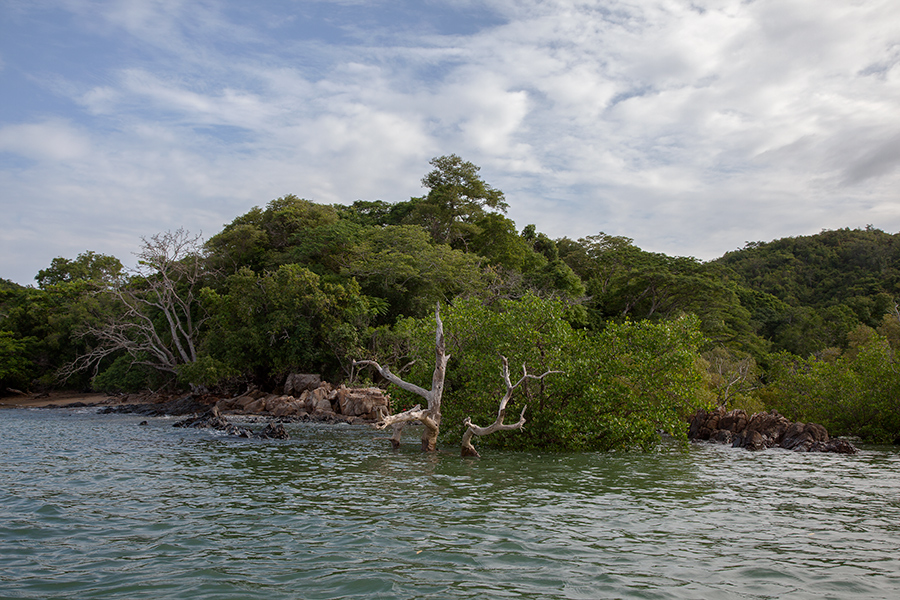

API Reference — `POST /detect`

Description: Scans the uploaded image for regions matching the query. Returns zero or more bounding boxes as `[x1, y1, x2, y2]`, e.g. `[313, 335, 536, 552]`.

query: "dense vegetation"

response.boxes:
[3, 155, 899, 447]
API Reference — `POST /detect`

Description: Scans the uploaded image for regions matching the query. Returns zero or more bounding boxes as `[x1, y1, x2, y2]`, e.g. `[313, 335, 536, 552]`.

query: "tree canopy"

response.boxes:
[4, 156, 899, 447]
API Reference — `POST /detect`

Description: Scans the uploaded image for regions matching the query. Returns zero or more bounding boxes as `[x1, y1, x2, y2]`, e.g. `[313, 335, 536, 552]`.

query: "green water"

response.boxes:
[1, 408, 898, 599]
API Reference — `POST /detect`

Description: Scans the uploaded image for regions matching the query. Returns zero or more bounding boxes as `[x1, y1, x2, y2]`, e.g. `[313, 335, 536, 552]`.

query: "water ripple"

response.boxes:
[2, 409, 900, 599]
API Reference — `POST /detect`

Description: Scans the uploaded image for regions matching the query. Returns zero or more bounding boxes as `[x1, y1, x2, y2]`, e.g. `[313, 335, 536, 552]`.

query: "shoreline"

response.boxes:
[0, 391, 124, 409]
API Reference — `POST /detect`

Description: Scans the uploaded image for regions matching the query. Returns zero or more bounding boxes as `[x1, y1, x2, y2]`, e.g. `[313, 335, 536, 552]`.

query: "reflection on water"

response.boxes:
[1, 408, 899, 599]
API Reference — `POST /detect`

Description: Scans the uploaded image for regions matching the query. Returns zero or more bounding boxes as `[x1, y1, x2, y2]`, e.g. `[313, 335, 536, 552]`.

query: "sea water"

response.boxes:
[1, 407, 899, 599]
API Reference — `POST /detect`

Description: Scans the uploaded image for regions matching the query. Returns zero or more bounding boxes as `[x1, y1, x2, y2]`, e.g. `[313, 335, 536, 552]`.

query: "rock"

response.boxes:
[284, 373, 322, 397]
[334, 385, 390, 419]
[711, 429, 733, 444]
[98, 395, 209, 417]
[270, 397, 305, 417]
[258, 423, 289, 439]
[781, 422, 829, 451]
[719, 409, 749, 434]
[736, 429, 767, 451]
[688, 407, 857, 454]
[172, 410, 288, 439]
[214, 394, 259, 413]
[304, 386, 334, 414]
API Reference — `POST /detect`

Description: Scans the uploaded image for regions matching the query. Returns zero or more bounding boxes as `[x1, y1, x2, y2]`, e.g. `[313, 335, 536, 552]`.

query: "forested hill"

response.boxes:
[716, 227, 900, 314]
[4, 156, 900, 446]
[705, 227, 899, 357]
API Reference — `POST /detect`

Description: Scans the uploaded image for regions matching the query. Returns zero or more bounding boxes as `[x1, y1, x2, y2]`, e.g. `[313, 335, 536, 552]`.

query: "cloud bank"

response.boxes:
[1, 0, 898, 284]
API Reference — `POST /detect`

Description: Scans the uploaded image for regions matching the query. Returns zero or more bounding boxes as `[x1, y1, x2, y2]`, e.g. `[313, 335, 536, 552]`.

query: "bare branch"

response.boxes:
[461, 356, 562, 457]
[353, 303, 449, 451]
[58, 229, 209, 384]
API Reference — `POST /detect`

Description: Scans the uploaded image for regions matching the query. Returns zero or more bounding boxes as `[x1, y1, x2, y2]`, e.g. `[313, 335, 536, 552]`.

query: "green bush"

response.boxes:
[375, 295, 712, 451]
[92, 355, 162, 393]
[766, 336, 900, 443]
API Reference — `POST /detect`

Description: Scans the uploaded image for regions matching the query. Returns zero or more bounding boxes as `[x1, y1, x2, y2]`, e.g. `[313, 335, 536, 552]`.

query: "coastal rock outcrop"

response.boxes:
[689, 407, 857, 453]
[213, 383, 389, 422]
[98, 394, 209, 417]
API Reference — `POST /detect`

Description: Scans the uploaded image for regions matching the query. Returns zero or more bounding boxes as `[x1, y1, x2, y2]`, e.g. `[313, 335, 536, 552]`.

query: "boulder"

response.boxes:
[243, 397, 268, 414]
[781, 422, 829, 450]
[172, 410, 289, 440]
[172, 411, 254, 437]
[688, 407, 856, 453]
[214, 394, 259, 413]
[284, 373, 322, 397]
[258, 423, 289, 439]
[304, 385, 335, 414]
[333, 385, 390, 419]
[270, 397, 305, 417]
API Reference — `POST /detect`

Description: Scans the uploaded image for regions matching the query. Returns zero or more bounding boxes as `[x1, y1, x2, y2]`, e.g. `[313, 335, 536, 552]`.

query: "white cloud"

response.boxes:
[2, 0, 900, 284]
[0, 120, 92, 161]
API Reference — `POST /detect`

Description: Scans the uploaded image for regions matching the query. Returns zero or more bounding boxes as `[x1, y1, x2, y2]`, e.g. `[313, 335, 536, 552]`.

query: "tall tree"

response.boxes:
[61, 229, 210, 384]
[405, 154, 508, 248]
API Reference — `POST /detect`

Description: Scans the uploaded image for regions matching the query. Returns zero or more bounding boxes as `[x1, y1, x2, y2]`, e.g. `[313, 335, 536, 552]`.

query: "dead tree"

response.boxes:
[461, 357, 560, 457]
[353, 304, 560, 455]
[59, 229, 210, 383]
[353, 304, 449, 452]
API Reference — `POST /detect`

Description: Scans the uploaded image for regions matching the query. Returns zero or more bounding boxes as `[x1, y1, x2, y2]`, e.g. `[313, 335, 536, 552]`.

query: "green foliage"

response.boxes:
[176, 355, 240, 389]
[203, 264, 374, 383]
[8, 161, 900, 448]
[35, 251, 123, 289]
[572, 317, 713, 449]
[0, 330, 37, 389]
[558, 233, 758, 350]
[1, 276, 122, 390]
[341, 225, 487, 321]
[404, 154, 508, 248]
[717, 227, 900, 355]
[205, 195, 341, 273]
[91, 354, 163, 393]
[765, 335, 900, 443]
[701, 347, 760, 409]
[376, 296, 711, 451]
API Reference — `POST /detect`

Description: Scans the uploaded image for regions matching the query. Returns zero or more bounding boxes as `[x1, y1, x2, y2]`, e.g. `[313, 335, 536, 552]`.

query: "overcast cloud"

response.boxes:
[1, 0, 898, 285]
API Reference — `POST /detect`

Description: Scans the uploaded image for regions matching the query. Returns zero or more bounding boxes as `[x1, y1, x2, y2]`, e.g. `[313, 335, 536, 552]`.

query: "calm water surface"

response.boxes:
[1, 407, 898, 599]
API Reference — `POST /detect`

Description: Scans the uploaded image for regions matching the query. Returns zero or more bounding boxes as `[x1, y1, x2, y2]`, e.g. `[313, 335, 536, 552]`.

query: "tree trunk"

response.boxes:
[353, 304, 448, 451]
[354, 306, 558, 455]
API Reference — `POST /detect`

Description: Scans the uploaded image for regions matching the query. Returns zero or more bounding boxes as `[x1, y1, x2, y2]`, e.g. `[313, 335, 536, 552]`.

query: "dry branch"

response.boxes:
[353, 304, 449, 451]
[461, 357, 562, 457]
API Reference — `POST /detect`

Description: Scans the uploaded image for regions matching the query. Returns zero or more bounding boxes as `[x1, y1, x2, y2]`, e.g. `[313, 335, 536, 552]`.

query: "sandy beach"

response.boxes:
[0, 391, 117, 409]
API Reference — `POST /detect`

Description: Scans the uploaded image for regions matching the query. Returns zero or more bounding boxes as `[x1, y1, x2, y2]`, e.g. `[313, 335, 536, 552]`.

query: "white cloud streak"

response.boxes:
[1, 0, 899, 284]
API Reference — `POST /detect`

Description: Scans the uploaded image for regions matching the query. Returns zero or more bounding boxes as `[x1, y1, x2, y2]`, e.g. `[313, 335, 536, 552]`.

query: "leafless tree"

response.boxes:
[461, 357, 560, 457]
[59, 229, 210, 383]
[353, 304, 559, 455]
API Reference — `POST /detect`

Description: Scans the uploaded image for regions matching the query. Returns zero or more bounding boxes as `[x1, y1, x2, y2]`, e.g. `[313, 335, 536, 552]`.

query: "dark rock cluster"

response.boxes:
[173, 410, 290, 439]
[689, 407, 857, 453]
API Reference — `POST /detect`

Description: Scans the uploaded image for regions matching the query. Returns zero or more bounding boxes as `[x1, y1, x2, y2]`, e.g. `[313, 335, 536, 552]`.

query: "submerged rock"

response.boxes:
[172, 409, 284, 439]
[689, 407, 857, 454]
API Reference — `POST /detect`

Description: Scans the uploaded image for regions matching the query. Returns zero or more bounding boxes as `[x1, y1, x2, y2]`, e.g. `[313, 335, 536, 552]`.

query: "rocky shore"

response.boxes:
[689, 406, 857, 453]
[20, 376, 391, 440]
[97, 380, 389, 423]
[10, 383, 860, 453]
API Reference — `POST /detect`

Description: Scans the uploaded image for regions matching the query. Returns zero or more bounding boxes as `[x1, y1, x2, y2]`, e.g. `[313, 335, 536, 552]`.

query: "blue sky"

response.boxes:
[2, 0, 899, 285]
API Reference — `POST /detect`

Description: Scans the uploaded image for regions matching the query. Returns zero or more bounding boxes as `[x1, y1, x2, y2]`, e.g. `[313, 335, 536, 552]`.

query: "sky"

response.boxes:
[1, 0, 899, 286]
